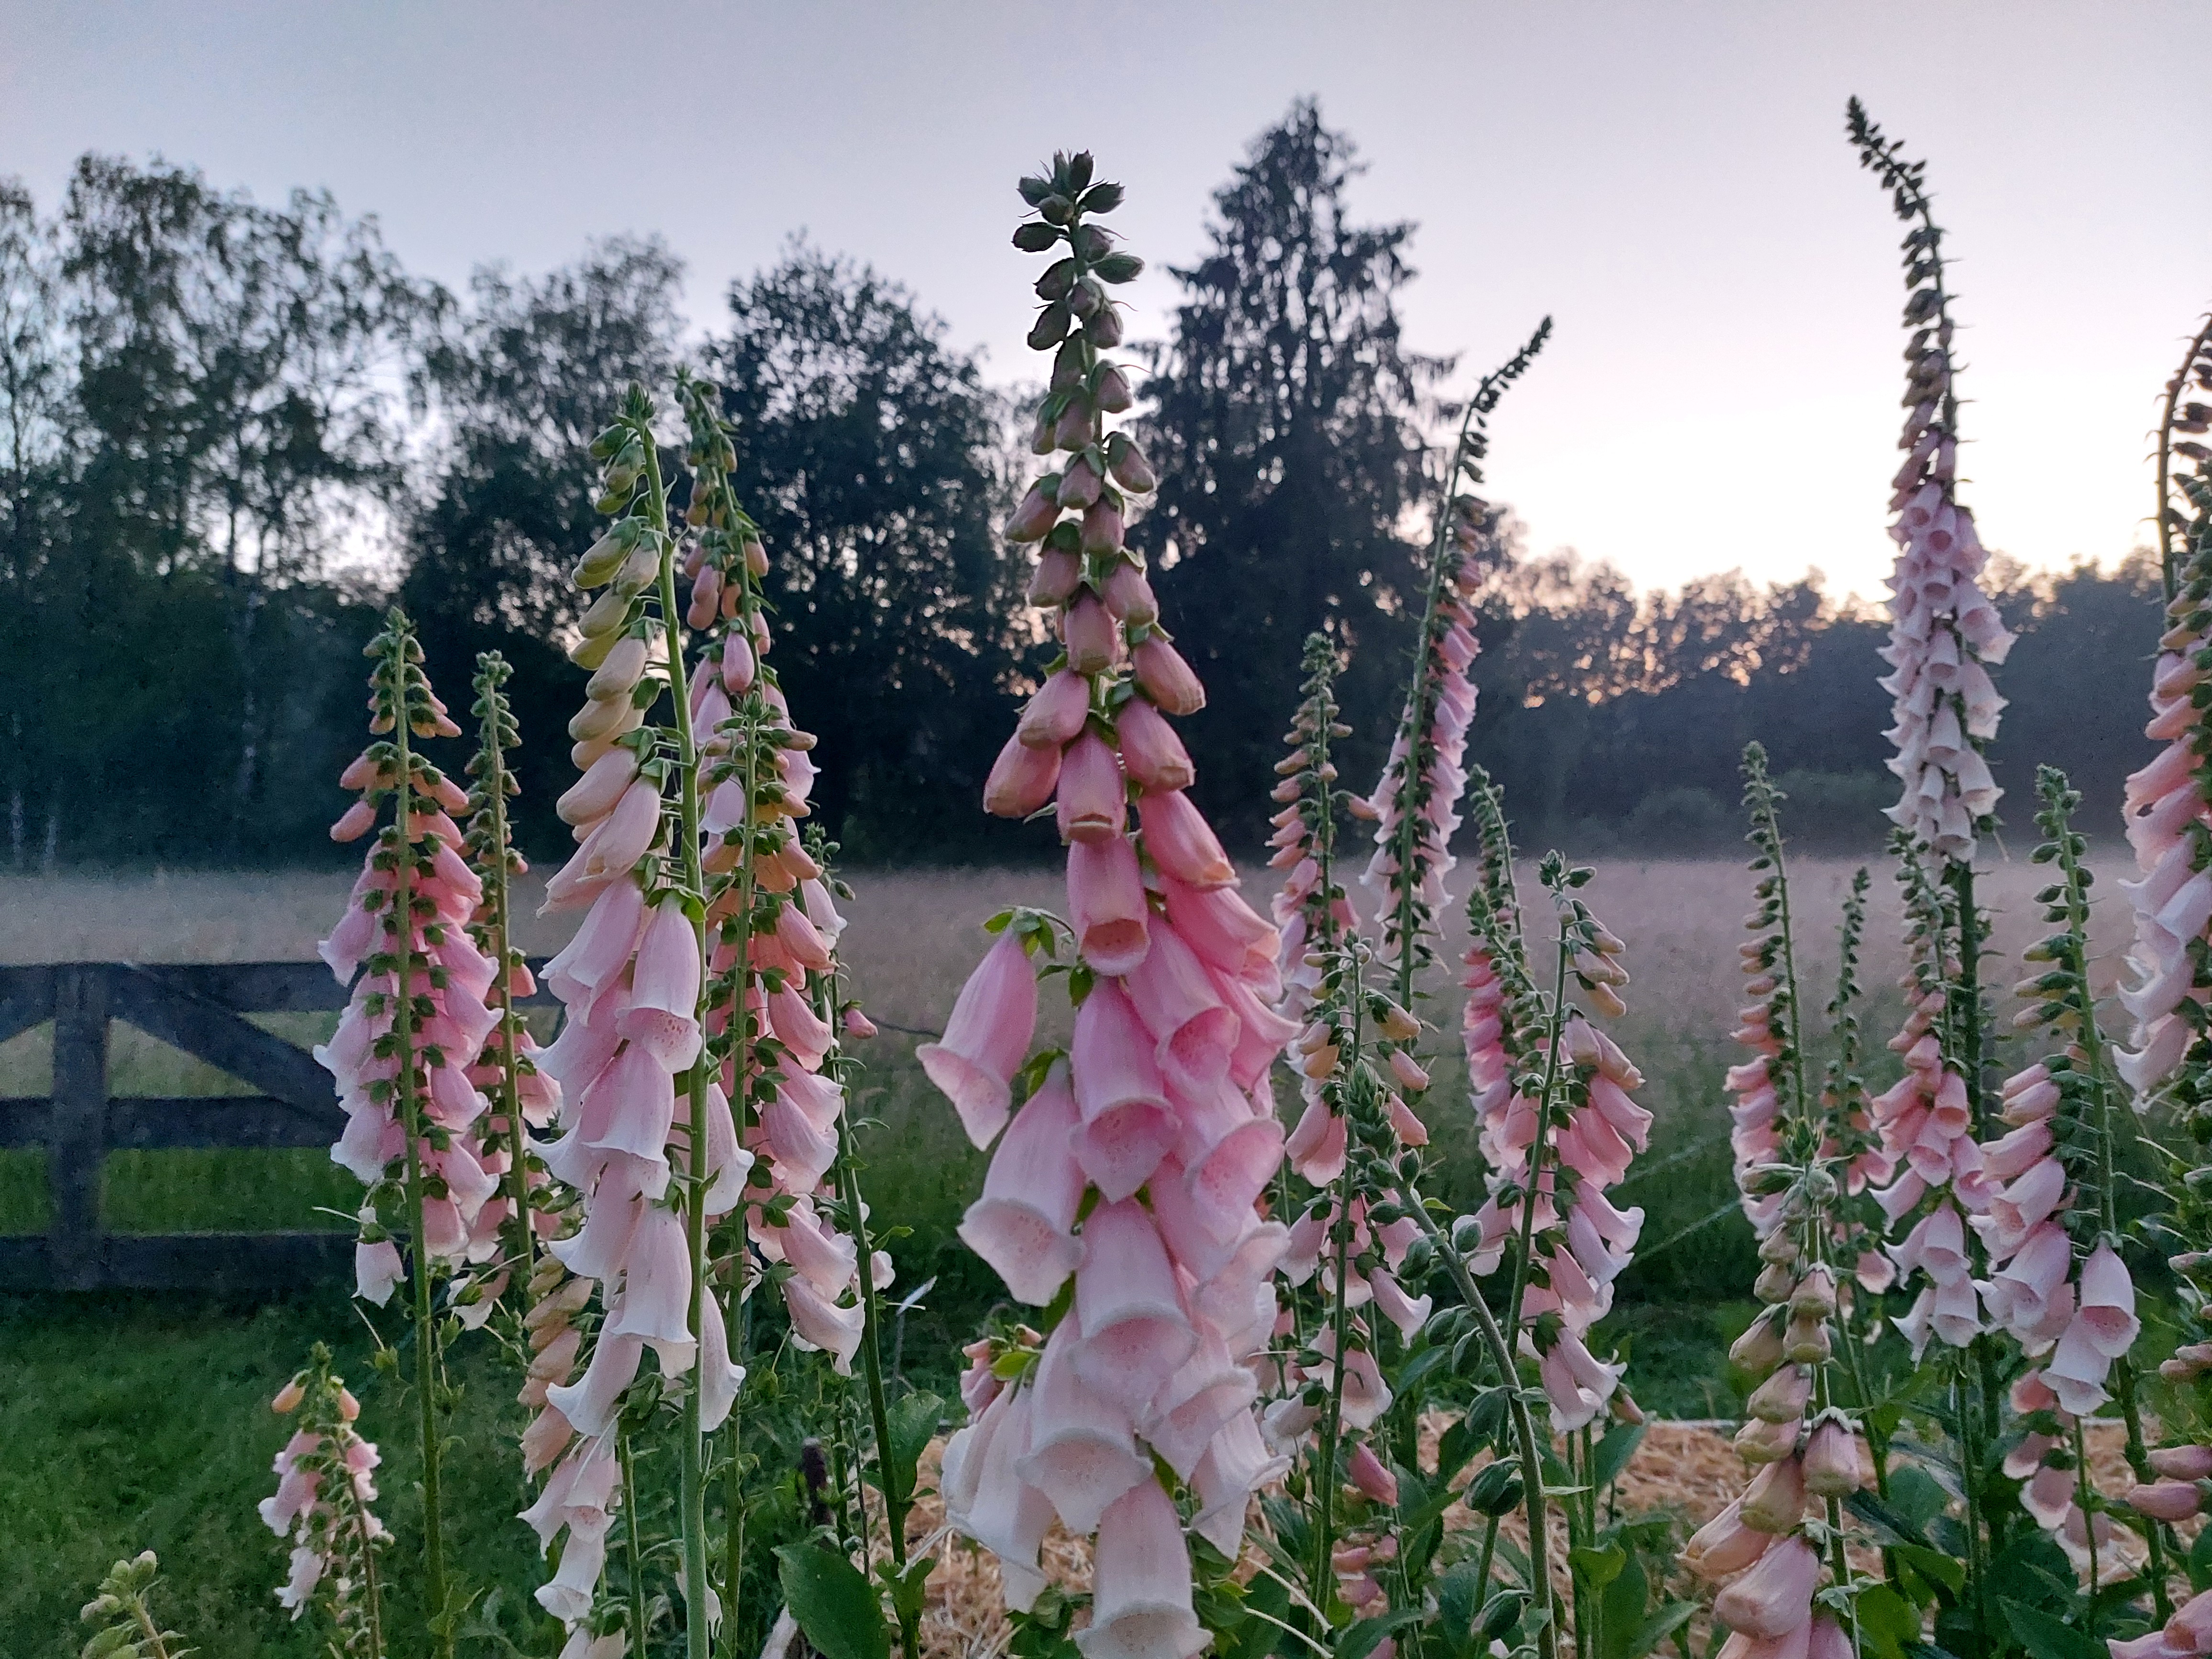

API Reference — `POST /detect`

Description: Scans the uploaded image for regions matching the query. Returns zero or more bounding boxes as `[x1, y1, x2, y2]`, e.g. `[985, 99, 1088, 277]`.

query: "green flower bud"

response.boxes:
[1028, 303, 1072, 351]
[1035, 258, 1078, 303]
[1039, 194, 1075, 226]
[1012, 221, 1060, 254]
[1081, 181, 1125, 215]
[1017, 175, 1055, 208]
[1094, 252, 1145, 285]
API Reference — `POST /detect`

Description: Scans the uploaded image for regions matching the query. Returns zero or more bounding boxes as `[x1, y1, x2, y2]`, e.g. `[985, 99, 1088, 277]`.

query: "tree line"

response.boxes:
[0, 102, 2159, 871]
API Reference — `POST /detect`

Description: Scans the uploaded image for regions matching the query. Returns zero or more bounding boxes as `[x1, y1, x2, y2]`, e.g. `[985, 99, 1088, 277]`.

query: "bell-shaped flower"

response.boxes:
[1077, 1477, 1209, 1659]
[1017, 1322, 1150, 1533]
[958, 1065, 1087, 1305]
[919, 929, 1040, 1148]
[1072, 1200, 1197, 1415]
[1714, 1534, 1820, 1639]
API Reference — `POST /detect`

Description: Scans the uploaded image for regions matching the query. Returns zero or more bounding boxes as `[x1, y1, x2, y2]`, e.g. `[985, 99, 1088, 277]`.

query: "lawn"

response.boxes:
[0, 856, 2133, 1651]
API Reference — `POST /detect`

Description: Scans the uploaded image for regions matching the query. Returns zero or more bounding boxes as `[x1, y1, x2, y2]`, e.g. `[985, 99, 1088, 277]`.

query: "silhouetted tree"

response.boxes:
[711, 243, 1025, 858]
[400, 237, 686, 853]
[1131, 99, 1450, 844]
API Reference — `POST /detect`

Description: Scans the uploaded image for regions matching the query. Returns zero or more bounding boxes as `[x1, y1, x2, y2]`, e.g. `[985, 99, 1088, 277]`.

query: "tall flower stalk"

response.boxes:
[1847, 98, 2014, 869]
[2119, 323, 2212, 1102]
[1986, 770, 2163, 1606]
[927, 150, 1299, 1658]
[457, 650, 558, 1316]
[259, 1344, 389, 1654]
[528, 387, 745, 1656]
[1360, 318, 1549, 1018]
[317, 608, 496, 1653]
[1689, 752, 1872, 1659]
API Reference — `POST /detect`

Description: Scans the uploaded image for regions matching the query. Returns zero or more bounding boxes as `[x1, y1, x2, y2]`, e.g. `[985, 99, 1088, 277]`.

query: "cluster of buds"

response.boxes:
[259, 1345, 388, 1644]
[1270, 633, 1356, 1023]
[1865, 837, 1984, 1359]
[1462, 859, 1648, 1432]
[318, 611, 500, 1306]
[924, 155, 1300, 1658]
[2119, 348, 2212, 1099]
[1730, 753, 1890, 1290]
[1686, 1229, 1867, 1659]
[676, 372, 881, 1373]
[1848, 100, 2013, 862]
[452, 650, 561, 1320]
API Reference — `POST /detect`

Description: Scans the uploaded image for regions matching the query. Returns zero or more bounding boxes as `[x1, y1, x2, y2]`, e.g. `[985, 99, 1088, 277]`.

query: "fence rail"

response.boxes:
[0, 961, 550, 1293]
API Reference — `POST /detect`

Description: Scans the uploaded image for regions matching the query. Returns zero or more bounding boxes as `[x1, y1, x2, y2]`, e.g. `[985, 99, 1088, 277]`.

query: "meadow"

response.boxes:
[0, 850, 2141, 1653]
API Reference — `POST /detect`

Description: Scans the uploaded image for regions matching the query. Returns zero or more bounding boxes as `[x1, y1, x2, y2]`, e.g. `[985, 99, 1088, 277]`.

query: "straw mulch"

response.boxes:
[895, 1417, 2146, 1659]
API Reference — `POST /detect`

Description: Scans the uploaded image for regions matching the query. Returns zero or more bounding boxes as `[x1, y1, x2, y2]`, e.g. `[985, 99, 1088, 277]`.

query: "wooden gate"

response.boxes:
[0, 962, 549, 1293]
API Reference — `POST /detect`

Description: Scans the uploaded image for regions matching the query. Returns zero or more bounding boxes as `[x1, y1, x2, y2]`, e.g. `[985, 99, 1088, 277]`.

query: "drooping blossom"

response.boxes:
[258, 1346, 388, 1639]
[1850, 101, 2013, 863]
[930, 155, 1295, 1638]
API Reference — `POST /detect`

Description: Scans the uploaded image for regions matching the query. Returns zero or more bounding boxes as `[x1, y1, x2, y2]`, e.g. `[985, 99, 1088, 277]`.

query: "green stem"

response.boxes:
[1398, 1184, 1559, 1659]
[1504, 922, 1573, 1343]
[831, 1014, 921, 1659]
[479, 688, 535, 1293]
[643, 431, 715, 1659]
[621, 1428, 651, 1649]
[387, 641, 452, 1657]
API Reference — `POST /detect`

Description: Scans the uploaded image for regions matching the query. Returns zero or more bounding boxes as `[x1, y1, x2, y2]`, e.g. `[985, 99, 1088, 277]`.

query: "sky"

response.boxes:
[4, 0, 2207, 600]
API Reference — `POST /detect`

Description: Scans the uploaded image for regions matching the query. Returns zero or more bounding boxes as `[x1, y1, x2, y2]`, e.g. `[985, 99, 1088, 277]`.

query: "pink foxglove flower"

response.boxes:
[258, 1349, 389, 1635]
[927, 160, 1295, 1628]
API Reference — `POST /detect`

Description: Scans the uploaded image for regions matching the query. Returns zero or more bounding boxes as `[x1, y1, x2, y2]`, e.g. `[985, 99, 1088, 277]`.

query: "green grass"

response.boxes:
[0, 993, 1757, 1653]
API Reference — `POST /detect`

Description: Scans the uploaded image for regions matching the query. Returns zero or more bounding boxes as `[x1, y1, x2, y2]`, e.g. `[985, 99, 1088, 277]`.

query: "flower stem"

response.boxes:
[641, 426, 715, 1659]
[384, 626, 452, 1656]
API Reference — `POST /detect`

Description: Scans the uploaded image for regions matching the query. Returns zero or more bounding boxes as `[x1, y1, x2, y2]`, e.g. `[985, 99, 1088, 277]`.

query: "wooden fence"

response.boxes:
[0, 961, 550, 1293]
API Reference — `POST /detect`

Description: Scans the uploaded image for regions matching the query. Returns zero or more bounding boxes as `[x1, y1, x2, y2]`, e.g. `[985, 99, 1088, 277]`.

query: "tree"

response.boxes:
[61, 155, 421, 855]
[1130, 98, 1451, 845]
[400, 236, 687, 851]
[711, 243, 1024, 856]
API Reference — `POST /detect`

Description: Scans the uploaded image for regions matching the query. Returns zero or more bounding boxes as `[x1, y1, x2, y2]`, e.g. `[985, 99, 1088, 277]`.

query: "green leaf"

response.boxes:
[778, 1545, 890, 1659]
[2001, 1598, 2107, 1659]
[1847, 1486, 1935, 1550]
[1894, 1544, 1966, 1597]
[1888, 1467, 1949, 1537]
[1338, 1609, 1424, 1659]
[880, 1554, 935, 1631]
[1591, 1422, 1646, 1495]
[1855, 1583, 1921, 1659]
[2192, 1525, 2212, 1594]
[1597, 1549, 1649, 1659]
[883, 1393, 942, 1509]
[1437, 1560, 1484, 1653]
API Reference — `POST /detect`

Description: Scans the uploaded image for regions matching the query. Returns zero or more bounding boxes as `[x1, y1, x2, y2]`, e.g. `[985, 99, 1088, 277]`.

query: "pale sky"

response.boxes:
[3, 0, 2206, 600]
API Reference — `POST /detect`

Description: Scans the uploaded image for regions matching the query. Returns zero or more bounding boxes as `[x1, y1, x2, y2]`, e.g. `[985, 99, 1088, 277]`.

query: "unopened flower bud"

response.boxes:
[1106, 432, 1157, 493]
[1063, 595, 1117, 675]
[1101, 560, 1159, 627]
[1007, 477, 1063, 542]
[1028, 550, 1083, 608]
[1132, 637, 1206, 716]
[272, 1377, 306, 1414]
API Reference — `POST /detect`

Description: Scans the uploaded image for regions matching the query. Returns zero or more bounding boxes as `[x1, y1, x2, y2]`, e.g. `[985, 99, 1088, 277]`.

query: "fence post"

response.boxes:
[48, 964, 109, 1290]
